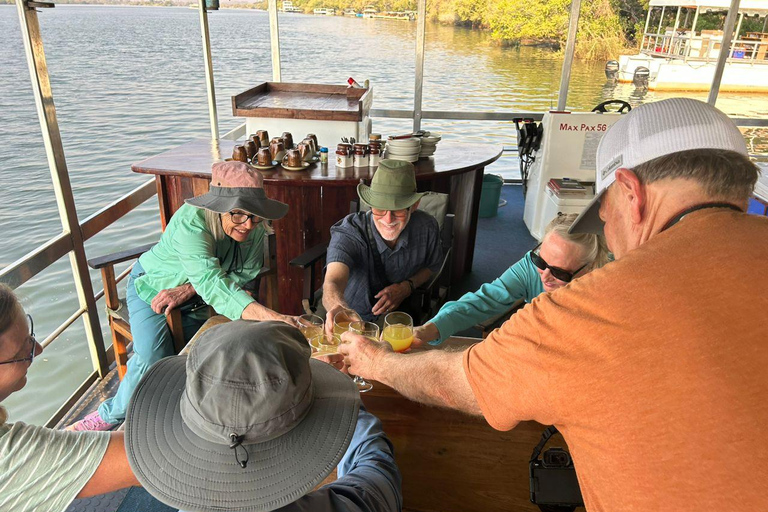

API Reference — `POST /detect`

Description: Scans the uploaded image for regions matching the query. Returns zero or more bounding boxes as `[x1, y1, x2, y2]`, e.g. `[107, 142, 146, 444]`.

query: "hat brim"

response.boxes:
[357, 183, 424, 211]
[186, 187, 289, 221]
[125, 355, 360, 512]
[568, 189, 605, 236]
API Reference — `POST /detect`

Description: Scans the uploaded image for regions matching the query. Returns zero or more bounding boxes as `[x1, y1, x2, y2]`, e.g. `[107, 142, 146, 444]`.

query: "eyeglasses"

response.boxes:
[228, 212, 261, 225]
[370, 208, 409, 219]
[530, 245, 588, 283]
[0, 315, 37, 366]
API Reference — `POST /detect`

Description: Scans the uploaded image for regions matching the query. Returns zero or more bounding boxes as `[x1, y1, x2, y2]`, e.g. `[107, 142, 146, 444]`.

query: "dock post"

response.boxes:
[15, 0, 109, 378]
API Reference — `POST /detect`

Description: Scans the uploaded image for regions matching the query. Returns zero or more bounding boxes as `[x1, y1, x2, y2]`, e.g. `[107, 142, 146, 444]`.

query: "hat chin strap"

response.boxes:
[229, 433, 249, 469]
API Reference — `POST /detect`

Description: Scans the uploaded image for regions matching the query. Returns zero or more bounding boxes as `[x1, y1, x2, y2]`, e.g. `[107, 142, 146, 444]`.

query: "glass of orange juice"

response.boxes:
[383, 312, 413, 353]
[297, 314, 324, 341]
[333, 309, 362, 338]
[347, 320, 379, 392]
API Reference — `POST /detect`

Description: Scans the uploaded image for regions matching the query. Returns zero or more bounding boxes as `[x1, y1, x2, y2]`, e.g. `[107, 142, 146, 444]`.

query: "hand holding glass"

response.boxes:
[348, 320, 379, 392]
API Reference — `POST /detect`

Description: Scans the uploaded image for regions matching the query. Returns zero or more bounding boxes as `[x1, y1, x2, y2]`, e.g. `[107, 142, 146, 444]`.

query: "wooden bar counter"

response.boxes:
[132, 139, 502, 314]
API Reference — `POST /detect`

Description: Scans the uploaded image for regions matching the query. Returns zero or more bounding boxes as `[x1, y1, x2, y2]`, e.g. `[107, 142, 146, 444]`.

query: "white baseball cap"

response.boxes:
[569, 98, 748, 235]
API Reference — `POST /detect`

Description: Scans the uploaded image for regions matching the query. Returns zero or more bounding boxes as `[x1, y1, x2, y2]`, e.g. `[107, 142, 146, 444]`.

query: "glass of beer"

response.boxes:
[347, 320, 379, 392]
[383, 312, 414, 353]
[297, 314, 324, 341]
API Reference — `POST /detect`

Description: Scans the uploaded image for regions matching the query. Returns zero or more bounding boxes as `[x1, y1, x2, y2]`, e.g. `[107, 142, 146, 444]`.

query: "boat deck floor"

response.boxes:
[64, 184, 532, 512]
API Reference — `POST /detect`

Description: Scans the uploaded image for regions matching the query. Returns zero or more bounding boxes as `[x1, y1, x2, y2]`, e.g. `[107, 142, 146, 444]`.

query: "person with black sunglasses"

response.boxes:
[68, 162, 296, 432]
[413, 213, 609, 346]
[0, 284, 140, 512]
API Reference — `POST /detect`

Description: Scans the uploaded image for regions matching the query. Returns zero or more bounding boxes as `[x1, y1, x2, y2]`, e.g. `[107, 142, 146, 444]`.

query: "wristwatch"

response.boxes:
[405, 279, 415, 293]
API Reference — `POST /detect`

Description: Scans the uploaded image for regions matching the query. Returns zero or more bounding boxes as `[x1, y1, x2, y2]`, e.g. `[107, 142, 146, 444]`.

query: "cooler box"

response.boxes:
[534, 188, 593, 239]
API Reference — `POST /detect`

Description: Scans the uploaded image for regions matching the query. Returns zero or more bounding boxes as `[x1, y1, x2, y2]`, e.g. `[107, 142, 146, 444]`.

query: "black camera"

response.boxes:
[529, 427, 583, 512]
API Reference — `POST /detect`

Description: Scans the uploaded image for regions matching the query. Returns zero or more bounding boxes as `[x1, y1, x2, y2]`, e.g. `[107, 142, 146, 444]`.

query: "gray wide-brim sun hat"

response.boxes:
[570, 97, 748, 235]
[358, 159, 425, 210]
[186, 161, 289, 221]
[124, 320, 360, 512]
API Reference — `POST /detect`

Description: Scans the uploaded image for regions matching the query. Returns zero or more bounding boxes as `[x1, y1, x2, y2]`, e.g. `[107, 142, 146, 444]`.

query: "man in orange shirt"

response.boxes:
[340, 98, 768, 510]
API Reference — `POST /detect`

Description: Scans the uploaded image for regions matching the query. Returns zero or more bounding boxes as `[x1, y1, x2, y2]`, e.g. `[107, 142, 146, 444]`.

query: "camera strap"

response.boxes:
[530, 426, 560, 463]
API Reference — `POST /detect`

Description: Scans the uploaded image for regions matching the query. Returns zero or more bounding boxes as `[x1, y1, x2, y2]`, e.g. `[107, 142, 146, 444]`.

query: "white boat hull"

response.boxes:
[618, 54, 768, 92]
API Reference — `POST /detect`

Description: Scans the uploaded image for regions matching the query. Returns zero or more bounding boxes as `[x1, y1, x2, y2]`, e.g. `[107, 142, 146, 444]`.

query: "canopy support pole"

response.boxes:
[413, 0, 426, 131]
[15, 0, 108, 378]
[657, 6, 665, 34]
[199, 2, 219, 140]
[556, 0, 581, 112]
[269, 0, 281, 81]
[708, 0, 741, 105]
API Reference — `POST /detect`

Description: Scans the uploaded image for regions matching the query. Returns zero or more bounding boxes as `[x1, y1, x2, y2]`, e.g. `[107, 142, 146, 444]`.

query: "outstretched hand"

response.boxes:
[372, 282, 410, 316]
[150, 284, 196, 314]
[313, 352, 346, 373]
[412, 323, 440, 348]
[338, 331, 394, 381]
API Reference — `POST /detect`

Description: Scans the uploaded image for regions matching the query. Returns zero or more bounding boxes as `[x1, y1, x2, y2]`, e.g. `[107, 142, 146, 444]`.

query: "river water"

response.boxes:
[1, 5, 766, 425]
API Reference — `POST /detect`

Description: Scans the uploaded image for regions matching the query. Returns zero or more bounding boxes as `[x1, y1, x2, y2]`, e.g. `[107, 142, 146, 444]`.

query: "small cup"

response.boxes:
[297, 142, 313, 162]
[282, 149, 304, 168]
[306, 133, 319, 150]
[244, 140, 258, 160]
[281, 132, 294, 149]
[232, 145, 248, 162]
[302, 137, 317, 155]
[269, 139, 285, 161]
[248, 135, 262, 149]
[256, 147, 273, 167]
[256, 130, 269, 147]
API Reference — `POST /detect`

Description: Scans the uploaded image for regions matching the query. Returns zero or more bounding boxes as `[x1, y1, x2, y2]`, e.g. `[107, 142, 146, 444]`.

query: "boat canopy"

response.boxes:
[649, 0, 768, 15]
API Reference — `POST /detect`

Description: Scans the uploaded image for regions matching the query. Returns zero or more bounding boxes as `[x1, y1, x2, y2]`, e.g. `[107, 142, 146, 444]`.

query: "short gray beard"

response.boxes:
[375, 209, 411, 242]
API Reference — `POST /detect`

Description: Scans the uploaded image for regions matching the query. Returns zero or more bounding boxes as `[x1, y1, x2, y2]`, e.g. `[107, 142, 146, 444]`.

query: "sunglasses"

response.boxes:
[530, 245, 588, 283]
[0, 314, 36, 366]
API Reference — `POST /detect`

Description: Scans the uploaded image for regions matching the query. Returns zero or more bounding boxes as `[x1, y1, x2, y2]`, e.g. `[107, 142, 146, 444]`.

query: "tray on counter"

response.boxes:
[231, 82, 372, 122]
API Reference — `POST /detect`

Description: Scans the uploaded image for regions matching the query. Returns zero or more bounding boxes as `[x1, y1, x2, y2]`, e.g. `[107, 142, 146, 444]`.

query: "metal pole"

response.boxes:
[671, 7, 681, 53]
[269, 0, 282, 81]
[15, 0, 108, 377]
[556, 0, 581, 111]
[734, 12, 744, 40]
[708, 0, 741, 105]
[687, 6, 700, 60]
[657, 6, 665, 34]
[413, 0, 426, 132]
[199, 2, 219, 140]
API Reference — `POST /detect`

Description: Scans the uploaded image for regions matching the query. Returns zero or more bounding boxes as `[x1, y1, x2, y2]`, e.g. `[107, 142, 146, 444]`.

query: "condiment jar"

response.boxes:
[353, 145, 369, 168]
[336, 147, 352, 168]
[369, 146, 380, 169]
[320, 147, 329, 164]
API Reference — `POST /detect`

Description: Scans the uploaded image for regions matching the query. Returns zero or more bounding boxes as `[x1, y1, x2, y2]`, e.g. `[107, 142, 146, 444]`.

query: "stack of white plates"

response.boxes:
[419, 133, 441, 157]
[385, 137, 421, 163]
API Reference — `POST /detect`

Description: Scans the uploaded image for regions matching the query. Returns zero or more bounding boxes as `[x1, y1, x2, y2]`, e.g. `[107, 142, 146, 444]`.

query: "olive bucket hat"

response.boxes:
[357, 159, 425, 210]
[124, 320, 360, 512]
[186, 161, 289, 221]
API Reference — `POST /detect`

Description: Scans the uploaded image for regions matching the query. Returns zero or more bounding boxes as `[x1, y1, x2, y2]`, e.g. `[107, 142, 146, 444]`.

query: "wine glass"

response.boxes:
[383, 312, 414, 353]
[348, 320, 379, 392]
[296, 314, 324, 342]
[308, 333, 341, 358]
[333, 308, 362, 339]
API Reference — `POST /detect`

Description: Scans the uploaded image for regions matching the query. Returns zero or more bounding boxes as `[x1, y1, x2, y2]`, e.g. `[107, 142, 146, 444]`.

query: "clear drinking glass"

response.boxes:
[308, 333, 340, 357]
[297, 314, 324, 341]
[383, 312, 414, 353]
[348, 320, 379, 392]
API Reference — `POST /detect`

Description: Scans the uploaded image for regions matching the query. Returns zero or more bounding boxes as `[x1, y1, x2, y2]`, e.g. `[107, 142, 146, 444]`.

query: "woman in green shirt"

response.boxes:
[69, 162, 295, 431]
[414, 213, 610, 346]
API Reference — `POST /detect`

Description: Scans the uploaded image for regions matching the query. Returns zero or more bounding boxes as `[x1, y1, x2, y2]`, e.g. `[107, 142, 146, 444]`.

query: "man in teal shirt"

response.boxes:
[68, 162, 295, 431]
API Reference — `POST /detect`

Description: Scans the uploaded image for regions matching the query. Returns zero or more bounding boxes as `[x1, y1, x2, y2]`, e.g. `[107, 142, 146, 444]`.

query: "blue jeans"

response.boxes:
[98, 262, 208, 424]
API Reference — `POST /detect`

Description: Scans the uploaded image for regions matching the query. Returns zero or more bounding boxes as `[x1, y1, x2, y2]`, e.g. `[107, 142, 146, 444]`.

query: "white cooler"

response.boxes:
[533, 188, 593, 240]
